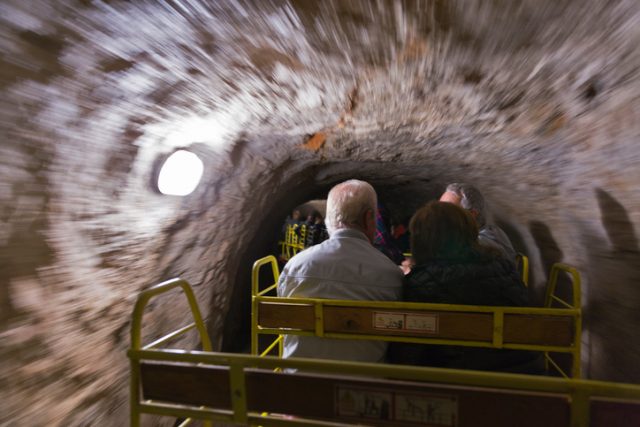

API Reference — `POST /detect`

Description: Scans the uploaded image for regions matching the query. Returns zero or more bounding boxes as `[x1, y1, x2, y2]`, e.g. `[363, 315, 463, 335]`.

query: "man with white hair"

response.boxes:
[440, 183, 516, 261]
[277, 179, 403, 363]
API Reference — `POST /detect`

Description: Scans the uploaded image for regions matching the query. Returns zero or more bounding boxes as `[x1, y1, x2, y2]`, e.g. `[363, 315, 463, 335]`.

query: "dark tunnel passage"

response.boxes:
[2, 0, 640, 425]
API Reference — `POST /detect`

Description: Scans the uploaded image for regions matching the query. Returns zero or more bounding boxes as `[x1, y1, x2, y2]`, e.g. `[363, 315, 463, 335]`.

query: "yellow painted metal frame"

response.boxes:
[279, 223, 308, 261]
[131, 350, 640, 427]
[251, 255, 582, 378]
[129, 278, 213, 427]
[516, 252, 530, 286]
[129, 279, 640, 427]
[543, 262, 582, 378]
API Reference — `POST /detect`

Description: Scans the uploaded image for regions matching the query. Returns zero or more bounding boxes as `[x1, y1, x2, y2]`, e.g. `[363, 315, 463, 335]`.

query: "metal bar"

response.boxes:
[138, 402, 232, 421]
[545, 265, 559, 308]
[251, 294, 259, 355]
[493, 309, 504, 348]
[143, 323, 197, 350]
[252, 255, 281, 354]
[129, 277, 214, 427]
[570, 389, 590, 427]
[228, 362, 248, 424]
[545, 354, 569, 379]
[314, 301, 324, 337]
[130, 359, 141, 427]
[131, 348, 640, 399]
[256, 295, 579, 315]
[550, 295, 574, 309]
[257, 283, 278, 297]
[139, 402, 353, 427]
[252, 256, 278, 298]
[260, 335, 284, 357]
[519, 253, 530, 287]
[254, 328, 576, 352]
[574, 311, 582, 378]
[181, 281, 212, 352]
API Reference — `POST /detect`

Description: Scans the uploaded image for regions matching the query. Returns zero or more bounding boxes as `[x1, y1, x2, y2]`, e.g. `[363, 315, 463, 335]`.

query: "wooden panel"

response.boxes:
[323, 306, 494, 341]
[245, 369, 569, 427]
[590, 398, 640, 427]
[503, 314, 574, 346]
[258, 301, 576, 347]
[140, 362, 231, 408]
[140, 361, 571, 427]
[258, 302, 315, 329]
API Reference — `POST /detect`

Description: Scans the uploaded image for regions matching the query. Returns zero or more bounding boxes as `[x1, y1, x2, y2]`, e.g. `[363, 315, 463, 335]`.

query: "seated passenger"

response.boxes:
[440, 183, 516, 262]
[277, 179, 403, 363]
[389, 201, 542, 374]
[374, 201, 405, 265]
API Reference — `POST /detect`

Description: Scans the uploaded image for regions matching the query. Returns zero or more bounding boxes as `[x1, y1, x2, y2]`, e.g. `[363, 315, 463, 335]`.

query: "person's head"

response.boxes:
[292, 209, 301, 221]
[409, 201, 479, 265]
[440, 183, 487, 227]
[325, 179, 377, 242]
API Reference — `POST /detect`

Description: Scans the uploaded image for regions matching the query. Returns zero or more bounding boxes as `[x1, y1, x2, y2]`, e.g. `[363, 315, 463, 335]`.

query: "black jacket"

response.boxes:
[404, 257, 528, 306]
[389, 256, 543, 373]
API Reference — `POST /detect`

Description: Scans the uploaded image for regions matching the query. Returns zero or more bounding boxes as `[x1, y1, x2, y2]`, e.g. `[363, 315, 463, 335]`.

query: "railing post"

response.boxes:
[315, 301, 325, 337]
[492, 309, 504, 348]
[229, 362, 248, 424]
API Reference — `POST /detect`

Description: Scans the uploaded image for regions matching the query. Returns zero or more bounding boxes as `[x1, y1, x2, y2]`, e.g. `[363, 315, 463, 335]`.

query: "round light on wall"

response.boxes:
[157, 150, 204, 196]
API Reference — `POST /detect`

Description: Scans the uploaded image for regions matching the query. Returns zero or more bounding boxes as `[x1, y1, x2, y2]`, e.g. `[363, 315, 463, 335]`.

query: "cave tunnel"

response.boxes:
[2, 0, 640, 425]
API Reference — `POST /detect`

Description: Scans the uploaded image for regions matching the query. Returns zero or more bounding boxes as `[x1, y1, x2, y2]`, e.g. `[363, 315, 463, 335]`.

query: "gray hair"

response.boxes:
[445, 183, 487, 227]
[325, 179, 377, 235]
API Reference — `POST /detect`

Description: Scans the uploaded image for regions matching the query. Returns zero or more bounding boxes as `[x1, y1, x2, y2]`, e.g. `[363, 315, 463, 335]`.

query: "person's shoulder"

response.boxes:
[281, 239, 333, 272]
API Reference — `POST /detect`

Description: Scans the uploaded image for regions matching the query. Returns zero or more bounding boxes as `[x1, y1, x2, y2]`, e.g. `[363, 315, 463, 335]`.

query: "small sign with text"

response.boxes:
[373, 312, 438, 333]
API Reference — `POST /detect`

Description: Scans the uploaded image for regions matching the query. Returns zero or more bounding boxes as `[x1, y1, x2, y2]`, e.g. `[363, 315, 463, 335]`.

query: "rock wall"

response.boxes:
[1, 1, 639, 425]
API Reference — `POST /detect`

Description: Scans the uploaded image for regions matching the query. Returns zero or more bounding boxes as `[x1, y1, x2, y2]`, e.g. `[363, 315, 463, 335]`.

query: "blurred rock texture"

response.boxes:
[1, 0, 640, 425]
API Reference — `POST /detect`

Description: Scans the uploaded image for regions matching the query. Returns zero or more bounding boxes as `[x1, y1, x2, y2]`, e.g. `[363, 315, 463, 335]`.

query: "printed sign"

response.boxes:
[395, 393, 457, 426]
[374, 312, 405, 330]
[405, 314, 438, 333]
[336, 385, 457, 426]
[336, 387, 393, 421]
[373, 312, 439, 333]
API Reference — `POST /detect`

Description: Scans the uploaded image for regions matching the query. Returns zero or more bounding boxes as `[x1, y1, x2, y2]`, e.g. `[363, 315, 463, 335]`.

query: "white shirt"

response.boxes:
[277, 228, 403, 363]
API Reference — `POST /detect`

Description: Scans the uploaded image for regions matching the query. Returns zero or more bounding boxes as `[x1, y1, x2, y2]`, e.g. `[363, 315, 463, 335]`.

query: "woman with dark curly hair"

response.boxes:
[389, 201, 543, 374]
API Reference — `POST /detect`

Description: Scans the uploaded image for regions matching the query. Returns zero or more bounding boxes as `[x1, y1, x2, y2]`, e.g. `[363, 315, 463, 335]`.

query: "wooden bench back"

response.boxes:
[135, 352, 640, 427]
[252, 255, 582, 377]
[258, 300, 575, 347]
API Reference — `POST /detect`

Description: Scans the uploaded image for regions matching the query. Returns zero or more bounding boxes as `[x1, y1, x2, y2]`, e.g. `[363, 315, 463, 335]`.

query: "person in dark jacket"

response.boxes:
[389, 201, 543, 374]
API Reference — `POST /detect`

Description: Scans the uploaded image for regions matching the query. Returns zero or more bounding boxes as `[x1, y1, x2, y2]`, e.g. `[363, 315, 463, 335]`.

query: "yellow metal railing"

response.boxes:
[129, 278, 213, 427]
[251, 255, 581, 378]
[279, 223, 308, 261]
[251, 255, 281, 356]
[516, 252, 530, 287]
[128, 279, 640, 427]
[543, 262, 582, 378]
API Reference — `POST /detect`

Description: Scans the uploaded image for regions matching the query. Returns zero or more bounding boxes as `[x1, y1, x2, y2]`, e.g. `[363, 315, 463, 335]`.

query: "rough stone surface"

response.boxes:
[1, 0, 640, 425]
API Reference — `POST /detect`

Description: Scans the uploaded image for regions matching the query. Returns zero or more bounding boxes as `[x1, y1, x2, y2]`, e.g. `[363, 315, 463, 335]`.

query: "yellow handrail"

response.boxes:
[130, 278, 212, 427]
[516, 252, 530, 287]
[251, 255, 281, 355]
[543, 262, 582, 378]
